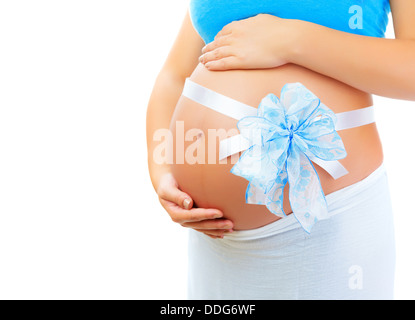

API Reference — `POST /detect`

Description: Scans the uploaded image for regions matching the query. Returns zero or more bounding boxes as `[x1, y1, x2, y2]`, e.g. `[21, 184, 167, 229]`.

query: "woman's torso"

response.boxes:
[168, 1, 389, 230]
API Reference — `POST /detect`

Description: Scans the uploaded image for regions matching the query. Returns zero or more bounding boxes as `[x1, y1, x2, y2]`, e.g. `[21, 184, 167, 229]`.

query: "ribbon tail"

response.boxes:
[287, 146, 329, 233]
[265, 166, 288, 217]
[245, 182, 266, 205]
[308, 155, 349, 180]
[245, 165, 288, 218]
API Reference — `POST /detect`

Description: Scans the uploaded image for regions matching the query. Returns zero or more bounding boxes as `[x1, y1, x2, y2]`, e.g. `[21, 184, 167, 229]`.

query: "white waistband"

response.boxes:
[223, 162, 387, 241]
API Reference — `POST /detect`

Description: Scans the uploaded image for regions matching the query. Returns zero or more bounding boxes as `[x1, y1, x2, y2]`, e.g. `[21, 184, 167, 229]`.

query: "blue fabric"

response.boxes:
[189, 0, 390, 44]
[230, 83, 347, 233]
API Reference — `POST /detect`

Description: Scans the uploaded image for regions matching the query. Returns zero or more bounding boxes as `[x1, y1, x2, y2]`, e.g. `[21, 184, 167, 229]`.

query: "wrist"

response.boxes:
[149, 161, 172, 193]
[283, 19, 309, 65]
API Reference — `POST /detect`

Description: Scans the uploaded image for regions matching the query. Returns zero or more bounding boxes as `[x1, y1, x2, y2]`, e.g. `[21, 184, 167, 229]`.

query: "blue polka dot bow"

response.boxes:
[230, 83, 347, 233]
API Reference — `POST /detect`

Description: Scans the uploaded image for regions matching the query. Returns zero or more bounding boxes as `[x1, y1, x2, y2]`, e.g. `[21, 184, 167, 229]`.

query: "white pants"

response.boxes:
[187, 163, 396, 300]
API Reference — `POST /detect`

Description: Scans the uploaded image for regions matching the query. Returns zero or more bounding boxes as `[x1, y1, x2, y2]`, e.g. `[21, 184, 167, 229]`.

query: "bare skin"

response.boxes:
[169, 63, 383, 231]
[146, 1, 415, 238]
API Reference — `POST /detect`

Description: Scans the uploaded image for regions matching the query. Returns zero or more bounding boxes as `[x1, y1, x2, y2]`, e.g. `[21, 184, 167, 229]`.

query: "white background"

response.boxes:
[0, 0, 413, 300]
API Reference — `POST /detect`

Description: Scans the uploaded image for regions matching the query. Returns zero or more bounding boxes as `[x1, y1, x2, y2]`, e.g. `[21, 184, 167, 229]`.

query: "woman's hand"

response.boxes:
[199, 14, 299, 71]
[157, 173, 234, 239]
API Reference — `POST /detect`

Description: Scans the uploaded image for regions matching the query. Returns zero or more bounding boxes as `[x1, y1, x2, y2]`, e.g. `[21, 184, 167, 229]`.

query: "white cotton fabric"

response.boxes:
[187, 163, 396, 300]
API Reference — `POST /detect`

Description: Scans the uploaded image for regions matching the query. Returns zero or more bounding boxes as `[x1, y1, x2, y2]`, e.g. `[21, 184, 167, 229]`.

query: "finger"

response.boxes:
[182, 218, 234, 231]
[158, 184, 193, 210]
[215, 21, 236, 39]
[204, 56, 242, 71]
[200, 46, 234, 64]
[160, 198, 223, 224]
[204, 233, 223, 240]
[202, 35, 232, 54]
[195, 229, 234, 238]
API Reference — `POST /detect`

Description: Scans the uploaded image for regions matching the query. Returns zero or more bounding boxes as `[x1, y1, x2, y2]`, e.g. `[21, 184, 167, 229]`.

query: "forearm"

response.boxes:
[289, 20, 415, 100]
[146, 71, 185, 191]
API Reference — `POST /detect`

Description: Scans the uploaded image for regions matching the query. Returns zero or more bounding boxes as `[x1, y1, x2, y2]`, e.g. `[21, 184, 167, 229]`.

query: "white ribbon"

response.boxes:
[182, 78, 375, 180]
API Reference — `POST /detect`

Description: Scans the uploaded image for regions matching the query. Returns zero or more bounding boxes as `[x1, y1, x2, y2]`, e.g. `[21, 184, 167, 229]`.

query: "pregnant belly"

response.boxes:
[169, 63, 384, 230]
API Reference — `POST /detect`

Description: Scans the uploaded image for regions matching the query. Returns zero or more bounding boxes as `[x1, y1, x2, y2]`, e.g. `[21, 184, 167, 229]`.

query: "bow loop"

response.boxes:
[231, 83, 347, 232]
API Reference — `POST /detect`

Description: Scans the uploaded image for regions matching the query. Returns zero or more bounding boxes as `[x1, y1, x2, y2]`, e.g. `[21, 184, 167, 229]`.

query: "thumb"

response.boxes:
[159, 181, 193, 210]
[175, 190, 193, 210]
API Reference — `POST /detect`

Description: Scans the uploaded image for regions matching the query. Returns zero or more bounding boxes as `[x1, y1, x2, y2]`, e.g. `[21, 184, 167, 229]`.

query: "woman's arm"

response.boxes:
[200, 0, 415, 100]
[146, 10, 204, 191]
[146, 11, 233, 238]
[289, 0, 415, 100]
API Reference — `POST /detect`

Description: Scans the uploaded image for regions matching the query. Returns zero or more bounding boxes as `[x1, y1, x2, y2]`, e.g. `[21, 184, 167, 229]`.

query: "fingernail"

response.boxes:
[199, 54, 205, 63]
[183, 198, 191, 210]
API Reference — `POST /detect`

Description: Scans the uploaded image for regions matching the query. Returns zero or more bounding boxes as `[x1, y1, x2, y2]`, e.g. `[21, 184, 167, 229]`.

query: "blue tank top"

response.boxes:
[189, 0, 390, 44]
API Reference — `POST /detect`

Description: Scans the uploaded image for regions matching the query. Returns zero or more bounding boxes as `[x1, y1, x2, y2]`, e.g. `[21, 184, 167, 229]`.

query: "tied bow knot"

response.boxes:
[230, 83, 347, 233]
